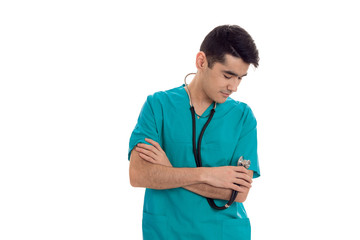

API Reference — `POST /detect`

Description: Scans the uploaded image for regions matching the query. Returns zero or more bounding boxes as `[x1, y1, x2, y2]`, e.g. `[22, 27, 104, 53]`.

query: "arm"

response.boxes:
[131, 139, 252, 195]
[129, 149, 204, 189]
[183, 170, 253, 203]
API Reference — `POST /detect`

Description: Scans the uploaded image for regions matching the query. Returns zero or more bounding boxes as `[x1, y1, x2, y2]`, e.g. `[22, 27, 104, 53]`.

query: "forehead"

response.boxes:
[214, 54, 249, 75]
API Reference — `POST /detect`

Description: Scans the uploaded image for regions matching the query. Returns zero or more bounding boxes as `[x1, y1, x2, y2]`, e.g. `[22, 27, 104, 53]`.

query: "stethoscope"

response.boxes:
[184, 73, 250, 210]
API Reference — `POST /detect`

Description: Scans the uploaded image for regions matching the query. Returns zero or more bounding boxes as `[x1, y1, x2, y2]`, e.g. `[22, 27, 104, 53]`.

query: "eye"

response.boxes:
[223, 75, 231, 79]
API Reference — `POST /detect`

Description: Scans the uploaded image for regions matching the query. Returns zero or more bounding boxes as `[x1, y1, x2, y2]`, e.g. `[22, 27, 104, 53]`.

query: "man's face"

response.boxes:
[202, 54, 250, 103]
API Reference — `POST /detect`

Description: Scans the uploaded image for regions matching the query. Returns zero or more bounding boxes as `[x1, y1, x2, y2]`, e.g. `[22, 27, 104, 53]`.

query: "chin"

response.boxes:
[216, 98, 227, 104]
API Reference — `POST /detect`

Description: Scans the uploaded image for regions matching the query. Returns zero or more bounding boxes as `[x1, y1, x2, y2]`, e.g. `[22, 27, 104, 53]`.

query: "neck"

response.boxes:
[187, 75, 213, 108]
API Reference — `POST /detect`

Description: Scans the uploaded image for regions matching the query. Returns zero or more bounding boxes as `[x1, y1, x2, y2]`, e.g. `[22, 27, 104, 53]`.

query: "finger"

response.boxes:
[235, 173, 252, 184]
[145, 138, 162, 152]
[233, 179, 252, 189]
[137, 143, 159, 155]
[230, 180, 251, 191]
[135, 147, 157, 160]
[138, 152, 156, 164]
[233, 166, 249, 173]
[228, 183, 244, 192]
[231, 167, 252, 182]
[231, 184, 249, 193]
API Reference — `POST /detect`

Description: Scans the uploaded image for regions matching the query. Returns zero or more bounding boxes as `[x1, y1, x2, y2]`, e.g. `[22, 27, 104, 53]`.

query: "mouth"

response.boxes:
[220, 91, 231, 98]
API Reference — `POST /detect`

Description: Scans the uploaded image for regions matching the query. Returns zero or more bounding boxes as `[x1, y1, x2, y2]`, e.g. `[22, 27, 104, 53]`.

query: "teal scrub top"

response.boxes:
[128, 85, 260, 240]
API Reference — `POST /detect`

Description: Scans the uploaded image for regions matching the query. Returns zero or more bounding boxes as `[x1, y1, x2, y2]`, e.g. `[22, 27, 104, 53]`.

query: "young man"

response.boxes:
[128, 25, 260, 239]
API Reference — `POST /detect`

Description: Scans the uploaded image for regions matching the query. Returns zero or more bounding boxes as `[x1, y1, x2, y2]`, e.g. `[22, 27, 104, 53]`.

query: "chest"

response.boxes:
[161, 107, 241, 168]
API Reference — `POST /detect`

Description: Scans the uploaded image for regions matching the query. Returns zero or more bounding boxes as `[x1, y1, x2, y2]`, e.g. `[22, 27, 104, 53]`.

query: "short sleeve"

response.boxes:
[128, 95, 161, 160]
[230, 104, 260, 178]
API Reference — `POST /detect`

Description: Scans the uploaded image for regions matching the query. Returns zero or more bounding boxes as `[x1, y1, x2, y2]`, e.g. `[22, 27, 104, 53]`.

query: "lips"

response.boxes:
[220, 91, 231, 97]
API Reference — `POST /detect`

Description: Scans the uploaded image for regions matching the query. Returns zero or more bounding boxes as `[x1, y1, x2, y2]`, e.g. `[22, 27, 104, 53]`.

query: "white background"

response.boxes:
[1, 0, 359, 239]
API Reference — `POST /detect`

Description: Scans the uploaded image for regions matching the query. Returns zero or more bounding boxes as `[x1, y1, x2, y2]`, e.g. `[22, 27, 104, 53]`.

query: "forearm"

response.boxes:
[183, 183, 249, 203]
[131, 146, 253, 195]
[130, 150, 204, 189]
[184, 170, 253, 203]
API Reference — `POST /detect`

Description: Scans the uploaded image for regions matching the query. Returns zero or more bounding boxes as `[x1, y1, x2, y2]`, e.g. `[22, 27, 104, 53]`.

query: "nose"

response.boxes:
[227, 78, 240, 92]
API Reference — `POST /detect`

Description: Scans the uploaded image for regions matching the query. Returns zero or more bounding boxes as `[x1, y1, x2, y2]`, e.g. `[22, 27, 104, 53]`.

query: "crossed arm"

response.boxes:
[129, 139, 253, 203]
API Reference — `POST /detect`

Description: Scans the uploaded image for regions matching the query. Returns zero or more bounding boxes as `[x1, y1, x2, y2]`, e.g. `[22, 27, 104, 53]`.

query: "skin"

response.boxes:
[129, 52, 254, 202]
[186, 52, 249, 115]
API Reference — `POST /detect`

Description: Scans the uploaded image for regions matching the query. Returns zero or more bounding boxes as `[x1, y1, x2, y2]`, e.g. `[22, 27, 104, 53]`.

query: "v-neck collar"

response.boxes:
[179, 84, 235, 120]
[181, 84, 215, 118]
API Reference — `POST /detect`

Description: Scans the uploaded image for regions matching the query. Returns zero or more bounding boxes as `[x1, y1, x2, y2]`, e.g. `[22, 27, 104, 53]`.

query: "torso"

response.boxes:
[138, 85, 255, 239]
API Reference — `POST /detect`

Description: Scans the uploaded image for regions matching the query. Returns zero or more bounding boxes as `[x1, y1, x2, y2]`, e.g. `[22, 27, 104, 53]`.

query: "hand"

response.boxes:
[202, 166, 252, 193]
[134, 138, 172, 167]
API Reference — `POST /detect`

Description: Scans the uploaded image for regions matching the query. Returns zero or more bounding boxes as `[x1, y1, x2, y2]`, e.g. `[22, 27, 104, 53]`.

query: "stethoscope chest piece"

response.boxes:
[238, 156, 251, 169]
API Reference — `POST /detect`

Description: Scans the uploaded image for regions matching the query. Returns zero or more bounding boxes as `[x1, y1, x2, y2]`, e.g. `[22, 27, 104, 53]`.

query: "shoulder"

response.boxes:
[225, 98, 256, 119]
[223, 99, 258, 139]
[146, 85, 185, 106]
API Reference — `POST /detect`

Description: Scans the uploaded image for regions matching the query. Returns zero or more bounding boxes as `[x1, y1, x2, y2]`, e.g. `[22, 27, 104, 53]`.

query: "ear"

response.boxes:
[195, 51, 208, 71]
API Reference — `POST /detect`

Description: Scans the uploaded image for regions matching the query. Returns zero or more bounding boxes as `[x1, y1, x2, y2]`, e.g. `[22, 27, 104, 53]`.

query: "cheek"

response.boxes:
[204, 78, 218, 94]
[202, 82, 213, 96]
[209, 74, 222, 87]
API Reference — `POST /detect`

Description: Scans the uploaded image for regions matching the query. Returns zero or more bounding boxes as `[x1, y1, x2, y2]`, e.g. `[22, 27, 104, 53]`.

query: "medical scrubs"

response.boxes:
[128, 85, 260, 240]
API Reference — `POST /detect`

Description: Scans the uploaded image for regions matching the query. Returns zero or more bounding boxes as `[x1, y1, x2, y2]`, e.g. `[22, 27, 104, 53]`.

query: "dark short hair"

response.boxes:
[200, 25, 259, 68]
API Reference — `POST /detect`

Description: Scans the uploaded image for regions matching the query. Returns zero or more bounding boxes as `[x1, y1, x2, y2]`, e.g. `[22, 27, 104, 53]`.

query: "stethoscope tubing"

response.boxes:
[185, 73, 238, 210]
[190, 105, 237, 210]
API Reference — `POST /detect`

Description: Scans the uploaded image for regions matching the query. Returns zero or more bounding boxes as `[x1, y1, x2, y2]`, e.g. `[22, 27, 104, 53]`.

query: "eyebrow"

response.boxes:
[222, 70, 248, 79]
